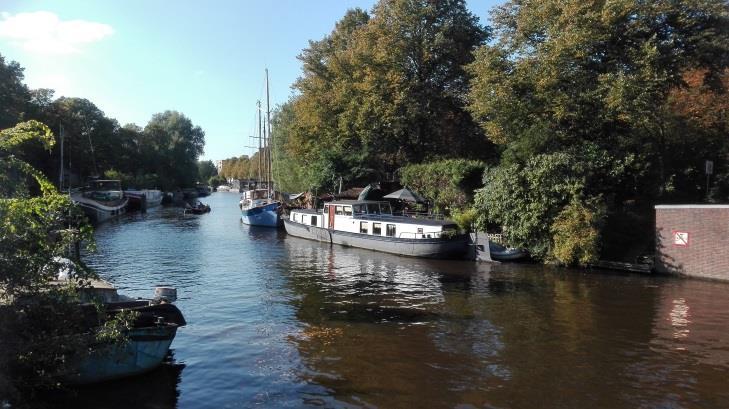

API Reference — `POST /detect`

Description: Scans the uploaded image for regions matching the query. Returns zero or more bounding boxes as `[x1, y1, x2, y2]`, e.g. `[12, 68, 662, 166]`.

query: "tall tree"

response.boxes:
[469, 0, 729, 263]
[143, 111, 205, 189]
[0, 54, 30, 129]
[288, 0, 490, 191]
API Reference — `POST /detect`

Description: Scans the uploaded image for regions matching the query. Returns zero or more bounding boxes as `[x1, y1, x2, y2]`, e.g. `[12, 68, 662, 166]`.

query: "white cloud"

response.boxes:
[0, 11, 113, 55]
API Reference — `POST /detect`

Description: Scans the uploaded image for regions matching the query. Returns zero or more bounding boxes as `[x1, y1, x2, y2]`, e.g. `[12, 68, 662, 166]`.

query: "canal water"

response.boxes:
[58, 193, 729, 408]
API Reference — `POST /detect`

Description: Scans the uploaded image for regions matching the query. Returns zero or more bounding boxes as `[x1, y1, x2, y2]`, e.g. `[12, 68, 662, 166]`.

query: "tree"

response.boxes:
[143, 111, 205, 189]
[0, 121, 133, 399]
[284, 0, 491, 192]
[0, 54, 30, 129]
[468, 0, 729, 261]
[475, 144, 632, 261]
[469, 0, 729, 187]
[400, 159, 485, 214]
[197, 160, 217, 183]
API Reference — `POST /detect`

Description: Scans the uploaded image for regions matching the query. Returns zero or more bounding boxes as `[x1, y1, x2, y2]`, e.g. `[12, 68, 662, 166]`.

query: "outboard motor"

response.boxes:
[154, 286, 178, 303]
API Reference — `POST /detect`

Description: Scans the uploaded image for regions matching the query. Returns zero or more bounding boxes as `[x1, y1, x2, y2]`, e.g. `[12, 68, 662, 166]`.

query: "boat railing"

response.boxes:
[397, 231, 448, 239]
[393, 211, 446, 220]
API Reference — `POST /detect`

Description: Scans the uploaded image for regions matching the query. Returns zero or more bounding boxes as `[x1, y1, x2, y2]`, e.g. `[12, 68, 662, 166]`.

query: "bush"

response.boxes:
[400, 159, 485, 214]
[550, 199, 605, 266]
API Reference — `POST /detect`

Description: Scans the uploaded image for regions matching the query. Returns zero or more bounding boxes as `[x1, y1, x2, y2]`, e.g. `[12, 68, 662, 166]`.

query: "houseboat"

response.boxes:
[71, 179, 128, 223]
[240, 189, 281, 227]
[284, 200, 468, 258]
[124, 189, 163, 211]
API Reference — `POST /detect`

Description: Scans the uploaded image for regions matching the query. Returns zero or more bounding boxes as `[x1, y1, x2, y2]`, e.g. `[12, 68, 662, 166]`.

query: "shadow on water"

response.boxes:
[35, 353, 184, 409]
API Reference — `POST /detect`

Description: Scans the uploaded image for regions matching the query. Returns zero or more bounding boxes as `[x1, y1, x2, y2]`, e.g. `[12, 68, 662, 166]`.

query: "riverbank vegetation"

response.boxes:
[0, 121, 135, 401]
[269, 0, 728, 265]
[0, 54, 210, 191]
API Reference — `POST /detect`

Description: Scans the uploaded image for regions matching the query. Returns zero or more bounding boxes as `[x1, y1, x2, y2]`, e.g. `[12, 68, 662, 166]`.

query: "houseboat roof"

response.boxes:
[326, 200, 388, 205]
[291, 206, 456, 227]
[357, 214, 456, 227]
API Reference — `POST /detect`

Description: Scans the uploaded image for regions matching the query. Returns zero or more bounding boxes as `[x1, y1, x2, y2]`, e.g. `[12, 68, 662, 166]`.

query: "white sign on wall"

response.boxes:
[673, 231, 690, 247]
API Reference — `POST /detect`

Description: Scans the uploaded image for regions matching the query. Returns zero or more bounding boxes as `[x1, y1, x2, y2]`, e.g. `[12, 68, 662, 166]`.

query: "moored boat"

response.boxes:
[63, 280, 186, 384]
[489, 242, 529, 261]
[184, 201, 211, 215]
[124, 189, 163, 211]
[71, 180, 128, 224]
[240, 189, 280, 227]
[284, 200, 467, 258]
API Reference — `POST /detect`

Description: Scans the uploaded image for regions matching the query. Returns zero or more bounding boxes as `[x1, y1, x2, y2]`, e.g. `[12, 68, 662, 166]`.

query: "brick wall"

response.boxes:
[655, 205, 729, 280]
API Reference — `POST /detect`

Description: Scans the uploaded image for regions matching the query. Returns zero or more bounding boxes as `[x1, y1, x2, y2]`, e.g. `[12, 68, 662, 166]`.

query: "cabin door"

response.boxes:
[328, 205, 335, 229]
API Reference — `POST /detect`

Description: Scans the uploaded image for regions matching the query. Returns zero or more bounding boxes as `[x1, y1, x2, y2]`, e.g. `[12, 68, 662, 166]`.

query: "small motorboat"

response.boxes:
[184, 201, 211, 215]
[489, 241, 529, 261]
[48, 263, 186, 385]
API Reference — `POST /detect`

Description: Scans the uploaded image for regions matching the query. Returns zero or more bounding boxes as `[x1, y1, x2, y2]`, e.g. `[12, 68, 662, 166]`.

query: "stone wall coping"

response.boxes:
[655, 204, 729, 209]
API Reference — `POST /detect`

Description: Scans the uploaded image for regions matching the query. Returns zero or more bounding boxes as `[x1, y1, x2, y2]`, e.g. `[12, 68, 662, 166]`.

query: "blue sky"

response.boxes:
[0, 0, 496, 161]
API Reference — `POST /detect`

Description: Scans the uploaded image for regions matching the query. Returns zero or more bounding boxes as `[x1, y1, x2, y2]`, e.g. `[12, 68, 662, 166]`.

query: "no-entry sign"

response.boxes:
[673, 231, 690, 247]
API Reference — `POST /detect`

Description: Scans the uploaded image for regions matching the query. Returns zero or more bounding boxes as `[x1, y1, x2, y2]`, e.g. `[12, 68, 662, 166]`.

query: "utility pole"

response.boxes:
[59, 123, 64, 191]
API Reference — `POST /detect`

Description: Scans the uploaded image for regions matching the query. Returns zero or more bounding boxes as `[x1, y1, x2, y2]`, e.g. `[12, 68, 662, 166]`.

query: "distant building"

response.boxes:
[214, 160, 223, 173]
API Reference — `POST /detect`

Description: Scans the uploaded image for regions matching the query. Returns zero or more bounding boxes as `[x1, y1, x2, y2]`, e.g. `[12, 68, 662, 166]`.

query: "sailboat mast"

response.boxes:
[257, 100, 262, 188]
[266, 68, 272, 196]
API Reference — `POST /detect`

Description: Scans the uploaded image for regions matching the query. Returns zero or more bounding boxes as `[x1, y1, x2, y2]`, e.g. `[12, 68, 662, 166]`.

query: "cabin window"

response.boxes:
[293, 213, 298, 223]
[372, 222, 382, 235]
[353, 204, 364, 214]
[344, 206, 353, 216]
[324, 205, 329, 214]
[380, 202, 392, 214]
[417, 227, 423, 237]
[366, 203, 380, 214]
[310, 216, 317, 226]
[360, 222, 368, 234]
[386, 224, 396, 237]
[336, 205, 344, 215]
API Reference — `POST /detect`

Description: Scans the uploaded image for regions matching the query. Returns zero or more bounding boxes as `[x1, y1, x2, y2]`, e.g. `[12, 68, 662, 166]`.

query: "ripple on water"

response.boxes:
[61, 193, 729, 409]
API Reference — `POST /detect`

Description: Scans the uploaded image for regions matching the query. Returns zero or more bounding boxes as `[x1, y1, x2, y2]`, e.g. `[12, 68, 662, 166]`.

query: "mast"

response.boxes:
[265, 68, 272, 196]
[257, 100, 262, 188]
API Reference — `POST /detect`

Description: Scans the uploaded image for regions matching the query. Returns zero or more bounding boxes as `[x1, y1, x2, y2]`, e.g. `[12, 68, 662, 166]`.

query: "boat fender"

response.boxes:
[154, 286, 177, 303]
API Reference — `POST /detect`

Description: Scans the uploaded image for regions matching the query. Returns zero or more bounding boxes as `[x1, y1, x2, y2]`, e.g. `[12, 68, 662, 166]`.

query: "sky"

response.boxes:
[0, 0, 496, 161]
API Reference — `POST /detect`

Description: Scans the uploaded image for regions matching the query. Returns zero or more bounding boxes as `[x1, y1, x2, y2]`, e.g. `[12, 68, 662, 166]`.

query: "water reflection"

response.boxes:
[43, 193, 729, 408]
[44, 354, 184, 409]
[280, 236, 729, 408]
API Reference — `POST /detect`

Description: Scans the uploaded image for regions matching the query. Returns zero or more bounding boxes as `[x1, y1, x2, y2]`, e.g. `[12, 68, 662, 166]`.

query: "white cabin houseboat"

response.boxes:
[284, 200, 467, 258]
[71, 180, 128, 224]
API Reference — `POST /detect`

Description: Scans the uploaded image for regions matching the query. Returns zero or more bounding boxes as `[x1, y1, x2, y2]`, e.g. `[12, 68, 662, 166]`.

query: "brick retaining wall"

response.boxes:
[655, 205, 729, 281]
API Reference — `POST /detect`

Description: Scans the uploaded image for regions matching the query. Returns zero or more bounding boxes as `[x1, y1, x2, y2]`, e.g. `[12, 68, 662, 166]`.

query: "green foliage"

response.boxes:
[1, 52, 207, 192]
[468, 0, 729, 199]
[475, 145, 626, 259]
[550, 199, 604, 266]
[0, 55, 30, 129]
[0, 121, 135, 398]
[468, 0, 729, 260]
[451, 207, 478, 232]
[400, 159, 485, 214]
[208, 175, 227, 188]
[144, 111, 205, 189]
[275, 0, 492, 193]
[197, 160, 217, 184]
